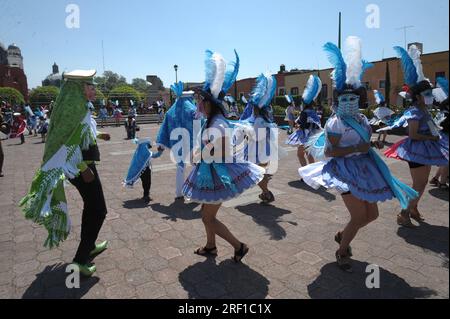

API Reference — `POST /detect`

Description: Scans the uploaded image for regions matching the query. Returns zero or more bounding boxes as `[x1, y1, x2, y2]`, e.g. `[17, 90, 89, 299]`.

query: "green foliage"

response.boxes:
[94, 71, 127, 95]
[0, 87, 25, 105]
[272, 105, 286, 117]
[131, 78, 152, 94]
[273, 95, 302, 108]
[29, 86, 60, 105]
[93, 89, 106, 109]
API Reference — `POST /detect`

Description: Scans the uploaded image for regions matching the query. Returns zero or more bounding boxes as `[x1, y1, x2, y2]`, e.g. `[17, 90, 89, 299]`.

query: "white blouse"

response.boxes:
[325, 115, 372, 157]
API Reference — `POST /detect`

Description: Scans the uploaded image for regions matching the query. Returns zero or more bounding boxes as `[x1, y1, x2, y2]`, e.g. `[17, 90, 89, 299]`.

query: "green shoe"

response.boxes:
[90, 241, 108, 257]
[72, 263, 97, 277]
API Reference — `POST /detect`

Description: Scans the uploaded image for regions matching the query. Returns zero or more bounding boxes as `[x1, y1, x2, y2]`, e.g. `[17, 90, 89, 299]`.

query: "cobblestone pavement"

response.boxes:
[0, 124, 448, 299]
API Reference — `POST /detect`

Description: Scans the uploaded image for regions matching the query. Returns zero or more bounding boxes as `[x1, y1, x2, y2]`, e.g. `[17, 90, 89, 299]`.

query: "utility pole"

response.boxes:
[396, 25, 414, 49]
[338, 12, 342, 49]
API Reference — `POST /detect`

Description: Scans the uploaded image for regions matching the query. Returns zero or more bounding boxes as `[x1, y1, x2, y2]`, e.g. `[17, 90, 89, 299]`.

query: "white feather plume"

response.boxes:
[344, 36, 363, 88]
[314, 77, 322, 100]
[433, 88, 448, 103]
[408, 45, 425, 83]
[210, 53, 226, 99]
[259, 73, 274, 108]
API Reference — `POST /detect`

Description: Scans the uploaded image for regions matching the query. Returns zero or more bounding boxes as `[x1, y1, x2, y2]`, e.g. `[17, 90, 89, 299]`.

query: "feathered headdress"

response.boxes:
[224, 95, 236, 104]
[203, 49, 239, 101]
[171, 81, 184, 99]
[433, 77, 449, 103]
[373, 90, 385, 105]
[302, 75, 322, 105]
[324, 36, 369, 95]
[394, 45, 431, 94]
[437, 77, 449, 97]
[285, 94, 294, 104]
[250, 73, 277, 109]
[361, 60, 374, 81]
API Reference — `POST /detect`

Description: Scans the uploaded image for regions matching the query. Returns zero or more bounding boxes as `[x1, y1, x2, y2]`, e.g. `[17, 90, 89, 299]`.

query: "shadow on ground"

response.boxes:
[150, 201, 201, 221]
[179, 259, 269, 299]
[397, 222, 449, 268]
[123, 198, 151, 209]
[428, 188, 449, 202]
[235, 203, 296, 241]
[22, 263, 99, 299]
[308, 261, 437, 299]
[288, 180, 336, 202]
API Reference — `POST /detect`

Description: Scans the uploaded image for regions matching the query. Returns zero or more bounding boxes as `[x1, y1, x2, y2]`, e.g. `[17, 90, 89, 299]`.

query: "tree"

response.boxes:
[29, 86, 60, 106]
[93, 88, 106, 109]
[94, 71, 127, 95]
[385, 62, 391, 106]
[108, 85, 141, 113]
[131, 78, 152, 94]
[0, 87, 25, 105]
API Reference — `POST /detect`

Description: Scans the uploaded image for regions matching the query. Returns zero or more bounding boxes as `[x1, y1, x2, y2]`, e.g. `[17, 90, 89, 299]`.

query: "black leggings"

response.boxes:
[408, 161, 425, 169]
[69, 164, 108, 264]
[140, 166, 152, 197]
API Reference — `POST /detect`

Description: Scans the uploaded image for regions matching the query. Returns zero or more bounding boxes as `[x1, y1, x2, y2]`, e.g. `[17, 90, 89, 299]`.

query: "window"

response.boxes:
[364, 82, 370, 90]
[278, 88, 286, 96]
[291, 87, 299, 96]
[379, 80, 386, 89]
[321, 84, 328, 99]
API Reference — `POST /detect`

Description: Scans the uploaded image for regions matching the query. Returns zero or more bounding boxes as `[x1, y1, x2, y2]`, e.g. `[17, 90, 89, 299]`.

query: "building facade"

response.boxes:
[284, 49, 449, 107]
[42, 63, 62, 87]
[229, 46, 449, 107]
[0, 41, 29, 100]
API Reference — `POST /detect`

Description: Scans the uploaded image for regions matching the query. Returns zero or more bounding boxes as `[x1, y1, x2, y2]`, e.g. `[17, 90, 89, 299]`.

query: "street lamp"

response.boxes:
[174, 65, 178, 83]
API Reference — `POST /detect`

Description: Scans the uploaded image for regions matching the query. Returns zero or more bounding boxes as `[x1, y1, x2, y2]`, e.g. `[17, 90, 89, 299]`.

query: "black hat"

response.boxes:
[411, 80, 433, 96]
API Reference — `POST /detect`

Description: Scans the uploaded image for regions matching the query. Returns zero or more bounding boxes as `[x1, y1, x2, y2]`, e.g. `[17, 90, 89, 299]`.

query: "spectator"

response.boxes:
[37, 116, 49, 143]
[125, 115, 137, 139]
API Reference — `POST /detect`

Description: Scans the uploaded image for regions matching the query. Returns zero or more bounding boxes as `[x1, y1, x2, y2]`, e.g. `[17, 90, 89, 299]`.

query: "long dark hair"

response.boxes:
[205, 100, 225, 129]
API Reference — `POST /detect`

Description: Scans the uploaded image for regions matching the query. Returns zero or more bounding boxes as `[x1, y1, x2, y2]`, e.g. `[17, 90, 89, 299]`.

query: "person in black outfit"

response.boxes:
[68, 82, 111, 276]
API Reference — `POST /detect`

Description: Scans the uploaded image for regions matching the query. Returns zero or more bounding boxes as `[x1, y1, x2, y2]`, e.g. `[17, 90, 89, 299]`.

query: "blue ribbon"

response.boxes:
[342, 117, 418, 209]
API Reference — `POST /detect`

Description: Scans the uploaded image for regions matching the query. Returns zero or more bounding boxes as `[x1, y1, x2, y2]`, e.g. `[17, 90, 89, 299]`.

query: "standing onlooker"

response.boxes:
[125, 115, 137, 140]
[37, 116, 49, 143]
[157, 104, 165, 124]
[0, 113, 6, 177]
[98, 105, 108, 128]
[113, 105, 123, 127]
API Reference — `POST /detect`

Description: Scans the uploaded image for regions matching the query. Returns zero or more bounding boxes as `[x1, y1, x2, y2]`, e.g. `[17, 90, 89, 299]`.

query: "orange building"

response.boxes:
[231, 47, 449, 107]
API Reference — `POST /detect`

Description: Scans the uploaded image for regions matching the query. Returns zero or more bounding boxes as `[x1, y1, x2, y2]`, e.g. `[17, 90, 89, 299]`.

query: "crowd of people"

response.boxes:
[8, 36, 449, 279]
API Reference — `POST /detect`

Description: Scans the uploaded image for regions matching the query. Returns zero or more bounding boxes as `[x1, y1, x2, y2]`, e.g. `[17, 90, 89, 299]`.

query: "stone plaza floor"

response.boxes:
[0, 124, 448, 299]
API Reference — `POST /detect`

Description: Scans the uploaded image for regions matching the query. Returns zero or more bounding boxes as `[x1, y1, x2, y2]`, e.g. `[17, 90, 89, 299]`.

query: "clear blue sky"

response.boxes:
[1, 0, 448, 89]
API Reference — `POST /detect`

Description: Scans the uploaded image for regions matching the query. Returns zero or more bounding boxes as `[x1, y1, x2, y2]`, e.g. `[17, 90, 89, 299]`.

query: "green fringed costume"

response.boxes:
[20, 71, 98, 248]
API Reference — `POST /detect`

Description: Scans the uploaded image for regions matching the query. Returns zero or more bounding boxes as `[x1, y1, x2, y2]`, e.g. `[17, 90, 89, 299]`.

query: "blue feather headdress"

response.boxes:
[436, 77, 449, 97]
[285, 94, 294, 104]
[394, 46, 418, 86]
[224, 95, 236, 104]
[250, 73, 277, 109]
[361, 60, 374, 81]
[373, 90, 385, 105]
[302, 75, 322, 105]
[171, 81, 184, 99]
[433, 77, 449, 103]
[324, 42, 347, 92]
[202, 49, 239, 100]
[394, 45, 430, 92]
[324, 36, 368, 95]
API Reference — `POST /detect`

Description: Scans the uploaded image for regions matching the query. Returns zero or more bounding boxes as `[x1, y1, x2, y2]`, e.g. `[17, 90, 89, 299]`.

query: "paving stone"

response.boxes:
[1, 126, 447, 299]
